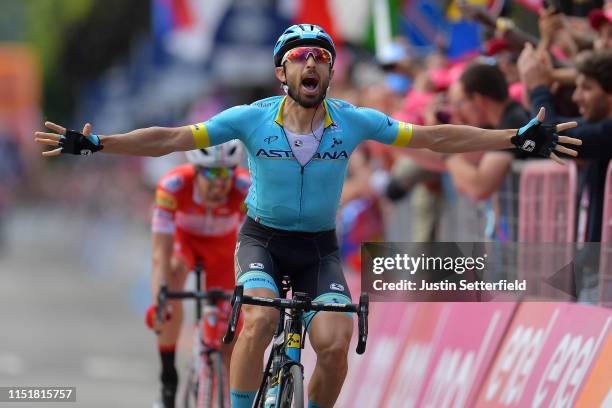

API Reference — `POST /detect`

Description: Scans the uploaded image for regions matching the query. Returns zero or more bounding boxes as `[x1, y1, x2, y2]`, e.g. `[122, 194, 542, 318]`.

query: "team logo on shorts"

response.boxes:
[250, 262, 264, 270]
[330, 283, 344, 291]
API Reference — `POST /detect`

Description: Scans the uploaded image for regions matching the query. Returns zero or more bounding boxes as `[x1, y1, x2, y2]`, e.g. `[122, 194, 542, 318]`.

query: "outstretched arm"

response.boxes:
[35, 121, 195, 157]
[408, 107, 581, 165]
[409, 124, 515, 152]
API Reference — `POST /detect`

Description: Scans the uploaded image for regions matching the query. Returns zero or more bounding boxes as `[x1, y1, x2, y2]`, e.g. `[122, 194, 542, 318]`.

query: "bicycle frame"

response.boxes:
[157, 261, 232, 408]
[257, 283, 307, 407]
[223, 279, 369, 408]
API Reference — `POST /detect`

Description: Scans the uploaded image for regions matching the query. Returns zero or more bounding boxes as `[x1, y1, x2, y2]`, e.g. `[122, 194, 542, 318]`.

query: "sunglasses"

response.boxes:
[281, 47, 333, 66]
[197, 167, 235, 180]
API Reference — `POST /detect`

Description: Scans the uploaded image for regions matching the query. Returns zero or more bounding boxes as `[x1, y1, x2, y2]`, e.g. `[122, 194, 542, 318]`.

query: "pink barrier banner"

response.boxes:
[575, 333, 612, 407]
[336, 302, 419, 407]
[475, 302, 612, 408]
[336, 300, 515, 407]
[412, 302, 518, 407]
[374, 302, 450, 407]
[302, 274, 419, 407]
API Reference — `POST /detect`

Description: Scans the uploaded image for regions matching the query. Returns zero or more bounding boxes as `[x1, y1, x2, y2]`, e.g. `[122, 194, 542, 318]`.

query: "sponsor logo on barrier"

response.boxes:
[478, 305, 559, 406]
[420, 311, 504, 407]
[533, 317, 610, 408]
[386, 341, 434, 407]
[476, 303, 611, 408]
[346, 304, 419, 408]
[382, 304, 447, 408]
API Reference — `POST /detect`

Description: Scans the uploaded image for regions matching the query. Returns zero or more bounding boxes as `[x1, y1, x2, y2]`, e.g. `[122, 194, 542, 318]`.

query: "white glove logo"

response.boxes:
[521, 140, 536, 152]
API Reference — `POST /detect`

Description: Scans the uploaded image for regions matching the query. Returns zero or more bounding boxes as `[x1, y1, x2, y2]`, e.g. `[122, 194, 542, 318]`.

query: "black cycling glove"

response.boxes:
[510, 117, 558, 158]
[60, 130, 103, 155]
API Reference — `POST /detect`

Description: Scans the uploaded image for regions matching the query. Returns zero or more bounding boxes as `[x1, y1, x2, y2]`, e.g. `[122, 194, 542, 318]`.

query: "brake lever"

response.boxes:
[223, 285, 244, 344]
[156, 285, 168, 323]
[356, 293, 369, 354]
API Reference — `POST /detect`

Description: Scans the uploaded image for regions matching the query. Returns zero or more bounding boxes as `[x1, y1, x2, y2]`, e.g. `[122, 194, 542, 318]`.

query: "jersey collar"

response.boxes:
[274, 96, 334, 129]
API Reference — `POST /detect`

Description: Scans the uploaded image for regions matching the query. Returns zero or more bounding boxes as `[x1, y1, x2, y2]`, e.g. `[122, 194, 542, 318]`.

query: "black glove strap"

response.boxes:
[511, 122, 558, 158]
[60, 130, 103, 155]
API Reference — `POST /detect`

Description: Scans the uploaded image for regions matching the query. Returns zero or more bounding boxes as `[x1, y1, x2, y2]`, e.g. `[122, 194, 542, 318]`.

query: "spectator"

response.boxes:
[589, 5, 612, 50]
[518, 46, 612, 241]
[446, 62, 531, 202]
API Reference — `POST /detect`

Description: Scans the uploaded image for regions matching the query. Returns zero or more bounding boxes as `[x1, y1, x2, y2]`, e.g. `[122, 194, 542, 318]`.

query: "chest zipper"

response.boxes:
[279, 125, 329, 228]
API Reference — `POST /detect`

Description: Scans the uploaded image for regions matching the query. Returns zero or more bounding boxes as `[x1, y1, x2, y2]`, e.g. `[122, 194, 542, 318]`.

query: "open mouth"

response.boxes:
[301, 77, 320, 94]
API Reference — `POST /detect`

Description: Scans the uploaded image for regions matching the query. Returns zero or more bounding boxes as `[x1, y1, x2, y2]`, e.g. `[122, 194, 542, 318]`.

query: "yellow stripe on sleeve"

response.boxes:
[155, 190, 177, 211]
[190, 123, 210, 148]
[392, 122, 414, 147]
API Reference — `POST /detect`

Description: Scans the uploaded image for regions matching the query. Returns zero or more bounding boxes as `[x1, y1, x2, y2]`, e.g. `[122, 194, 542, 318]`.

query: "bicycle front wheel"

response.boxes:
[210, 351, 225, 408]
[279, 365, 303, 408]
[198, 351, 226, 408]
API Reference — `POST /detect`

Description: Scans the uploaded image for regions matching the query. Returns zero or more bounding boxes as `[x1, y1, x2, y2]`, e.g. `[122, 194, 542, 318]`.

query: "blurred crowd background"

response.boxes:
[1, 0, 612, 299]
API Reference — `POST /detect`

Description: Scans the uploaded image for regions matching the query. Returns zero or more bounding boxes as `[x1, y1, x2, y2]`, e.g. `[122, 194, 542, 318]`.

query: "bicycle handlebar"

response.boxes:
[222, 285, 244, 344]
[156, 285, 168, 324]
[164, 289, 232, 301]
[222, 285, 369, 354]
[357, 293, 369, 354]
[156, 285, 232, 323]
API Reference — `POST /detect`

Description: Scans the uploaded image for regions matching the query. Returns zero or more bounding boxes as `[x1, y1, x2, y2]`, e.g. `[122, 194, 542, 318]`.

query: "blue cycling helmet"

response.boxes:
[273, 24, 336, 67]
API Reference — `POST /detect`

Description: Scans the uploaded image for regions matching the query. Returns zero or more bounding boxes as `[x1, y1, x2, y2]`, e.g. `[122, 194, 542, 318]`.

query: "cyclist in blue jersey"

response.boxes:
[36, 24, 581, 408]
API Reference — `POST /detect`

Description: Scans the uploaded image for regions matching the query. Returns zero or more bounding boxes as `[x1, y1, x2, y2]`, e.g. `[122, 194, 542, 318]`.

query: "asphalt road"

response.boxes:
[0, 207, 180, 407]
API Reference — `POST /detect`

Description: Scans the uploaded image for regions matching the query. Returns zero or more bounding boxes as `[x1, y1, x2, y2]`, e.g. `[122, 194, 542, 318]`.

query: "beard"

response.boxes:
[287, 76, 331, 108]
[203, 187, 230, 206]
[583, 102, 609, 122]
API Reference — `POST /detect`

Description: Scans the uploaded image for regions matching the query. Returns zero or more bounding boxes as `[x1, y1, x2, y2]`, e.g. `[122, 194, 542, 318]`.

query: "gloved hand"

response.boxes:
[145, 303, 173, 334]
[59, 129, 103, 155]
[511, 107, 581, 164]
[511, 117, 558, 157]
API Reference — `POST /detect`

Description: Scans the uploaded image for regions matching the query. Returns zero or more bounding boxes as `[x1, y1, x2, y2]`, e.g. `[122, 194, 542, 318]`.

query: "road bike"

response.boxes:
[223, 277, 369, 408]
[157, 261, 232, 408]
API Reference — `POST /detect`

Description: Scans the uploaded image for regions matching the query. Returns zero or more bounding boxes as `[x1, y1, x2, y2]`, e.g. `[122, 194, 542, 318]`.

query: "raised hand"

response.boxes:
[34, 121, 102, 156]
[511, 107, 581, 165]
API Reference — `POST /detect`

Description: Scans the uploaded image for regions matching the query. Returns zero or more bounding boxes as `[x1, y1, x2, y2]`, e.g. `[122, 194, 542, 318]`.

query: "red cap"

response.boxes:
[484, 38, 512, 56]
[589, 8, 612, 30]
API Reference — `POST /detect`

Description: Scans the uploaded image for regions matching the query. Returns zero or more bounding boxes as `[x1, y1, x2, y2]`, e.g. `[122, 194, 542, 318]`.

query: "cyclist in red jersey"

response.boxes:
[144, 140, 249, 408]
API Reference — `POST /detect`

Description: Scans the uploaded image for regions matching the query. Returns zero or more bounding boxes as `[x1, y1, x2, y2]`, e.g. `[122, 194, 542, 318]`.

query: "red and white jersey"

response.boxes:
[152, 164, 250, 237]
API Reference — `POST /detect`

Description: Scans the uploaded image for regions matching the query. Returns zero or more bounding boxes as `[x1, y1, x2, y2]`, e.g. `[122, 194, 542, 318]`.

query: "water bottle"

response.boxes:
[264, 383, 278, 408]
[202, 304, 219, 348]
[264, 354, 281, 408]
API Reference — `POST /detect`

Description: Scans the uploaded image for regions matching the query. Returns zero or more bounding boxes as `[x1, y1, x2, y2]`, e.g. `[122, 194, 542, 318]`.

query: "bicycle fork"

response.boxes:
[264, 310, 304, 408]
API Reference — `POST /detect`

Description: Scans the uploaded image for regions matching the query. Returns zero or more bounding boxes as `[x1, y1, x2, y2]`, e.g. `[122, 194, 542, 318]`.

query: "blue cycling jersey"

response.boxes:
[190, 96, 413, 232]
